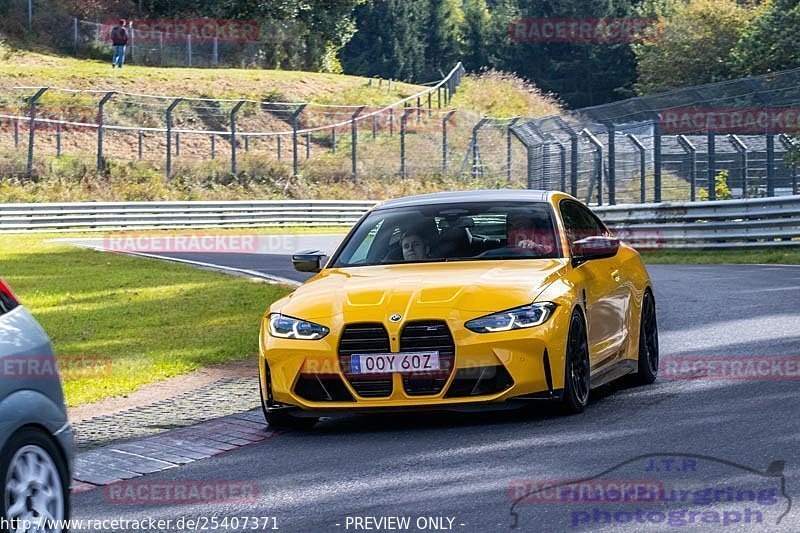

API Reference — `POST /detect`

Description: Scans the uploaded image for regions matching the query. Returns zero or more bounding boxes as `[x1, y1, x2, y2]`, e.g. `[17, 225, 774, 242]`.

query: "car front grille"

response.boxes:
[400, 321, 455, 396]
[338, 323, 393, 398]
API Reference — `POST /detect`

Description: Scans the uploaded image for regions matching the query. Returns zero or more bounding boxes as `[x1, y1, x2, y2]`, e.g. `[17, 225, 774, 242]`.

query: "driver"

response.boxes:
[401, 232, 431, 261]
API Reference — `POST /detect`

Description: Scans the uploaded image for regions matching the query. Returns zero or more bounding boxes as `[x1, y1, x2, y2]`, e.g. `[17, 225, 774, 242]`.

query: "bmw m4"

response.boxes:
[258, 190, 658, 428]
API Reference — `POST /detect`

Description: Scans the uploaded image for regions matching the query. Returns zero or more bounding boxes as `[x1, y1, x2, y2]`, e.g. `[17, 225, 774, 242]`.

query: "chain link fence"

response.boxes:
[512, 67, 800, 205]
[1, 63, 798, 205]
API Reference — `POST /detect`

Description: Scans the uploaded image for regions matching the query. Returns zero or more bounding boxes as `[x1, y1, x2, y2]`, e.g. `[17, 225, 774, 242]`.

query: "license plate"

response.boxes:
[351, 351, 440, 374]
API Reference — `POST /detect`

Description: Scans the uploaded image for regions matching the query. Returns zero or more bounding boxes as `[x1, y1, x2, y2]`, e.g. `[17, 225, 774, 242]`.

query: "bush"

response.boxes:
[698, 169, 733, 200]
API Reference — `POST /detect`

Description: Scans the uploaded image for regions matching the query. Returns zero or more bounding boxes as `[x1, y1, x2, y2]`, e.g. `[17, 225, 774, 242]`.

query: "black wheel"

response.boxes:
[259, 379, 318, 430]
[1, 427, 70, 533]
[560, 309, 590, 414]
[632, 289, 659, 385]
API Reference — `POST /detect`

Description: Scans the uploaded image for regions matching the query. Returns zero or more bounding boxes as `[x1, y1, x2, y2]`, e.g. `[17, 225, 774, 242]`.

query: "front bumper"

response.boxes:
[259, 306, 572, 412]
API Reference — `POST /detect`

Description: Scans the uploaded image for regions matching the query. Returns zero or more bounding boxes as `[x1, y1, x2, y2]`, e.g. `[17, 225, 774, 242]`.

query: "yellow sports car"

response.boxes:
[259, 190, 658, 428]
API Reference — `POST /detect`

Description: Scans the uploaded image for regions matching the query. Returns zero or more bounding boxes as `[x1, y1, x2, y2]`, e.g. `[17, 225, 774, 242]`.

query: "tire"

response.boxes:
[560, 309, 590, 415]
[631, 289, 659, 385]
[259, 378, 318, 430]
[1, 427, 70, 533]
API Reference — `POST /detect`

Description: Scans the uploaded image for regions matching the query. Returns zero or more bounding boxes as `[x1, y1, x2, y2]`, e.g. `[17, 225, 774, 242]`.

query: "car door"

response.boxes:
[559, 200, 627, 367]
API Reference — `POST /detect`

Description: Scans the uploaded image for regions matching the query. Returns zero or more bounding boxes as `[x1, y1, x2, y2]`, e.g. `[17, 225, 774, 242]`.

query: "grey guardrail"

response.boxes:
[1, 196, 799, 249]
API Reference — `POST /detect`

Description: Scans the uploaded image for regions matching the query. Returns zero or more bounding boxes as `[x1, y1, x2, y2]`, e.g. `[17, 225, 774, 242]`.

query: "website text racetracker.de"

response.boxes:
[0, 516, 279, 532]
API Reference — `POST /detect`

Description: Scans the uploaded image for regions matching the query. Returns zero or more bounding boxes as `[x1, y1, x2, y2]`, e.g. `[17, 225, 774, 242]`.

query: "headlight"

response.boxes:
[465, 302, 557, 333]
[268, 313, 329, 340]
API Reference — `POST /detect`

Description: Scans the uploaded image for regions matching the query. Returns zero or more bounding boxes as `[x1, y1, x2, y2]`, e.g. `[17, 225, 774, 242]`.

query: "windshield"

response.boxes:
[332, 201, 561, 267]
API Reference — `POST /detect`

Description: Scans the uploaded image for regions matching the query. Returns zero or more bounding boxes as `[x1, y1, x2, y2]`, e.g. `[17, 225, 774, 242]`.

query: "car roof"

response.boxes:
[376, 189, 551, 210]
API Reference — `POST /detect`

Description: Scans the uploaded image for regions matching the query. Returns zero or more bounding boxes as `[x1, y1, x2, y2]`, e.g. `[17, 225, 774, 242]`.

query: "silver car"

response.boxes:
[0, 278, 72, 532]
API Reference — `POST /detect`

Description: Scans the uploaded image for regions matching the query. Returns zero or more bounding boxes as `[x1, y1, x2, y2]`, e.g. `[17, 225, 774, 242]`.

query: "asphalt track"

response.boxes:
[70, 243, 800, 533]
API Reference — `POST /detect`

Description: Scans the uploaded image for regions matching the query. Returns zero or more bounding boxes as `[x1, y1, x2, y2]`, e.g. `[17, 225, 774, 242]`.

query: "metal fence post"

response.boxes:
[555, 141, 567, 192]
[276, 135, 281, 161]
[187, 34, 192, 67]
[158, 31, 164, 66]
[175, 132, 180, 156]
[627, 134, 647, 203]
[507, 117, 520, 183]
[291, 104, 306, 176]
[389, 108, 394, 136]
[372, 114, 377, 139]
[766, 134, 775, 197]
[779, 134, 797, 194]
[165, 98, 182, 178]
[653, 119, 662, 203]
[471, 118, 489, 179]
[229, 100, 245, 175]
[728, 134, 748, 198]
[213, 37, 219, 66]
[129, 25, 135, 63]
[351, 106, 364, 178]
[244, 135, 249, 153]
[56, 118, 62, 157]
[400, 109, 410, 179]
[73, 17, 78, 54]
[707, 132, 716, 200]
[332, 127, 337, 154]
[26, 87, 48, 177]
[13, 119, 19, 148]
[606, 124, 616, 205]
[96, 91, 115, 171]
[442, 110, 455, 173]
[675, 135, 697, 202]
[138, 130, 143, 160]
[580, 129, 603, 205]
[554, 117, 579, 196]
[210, 135, 216, 159]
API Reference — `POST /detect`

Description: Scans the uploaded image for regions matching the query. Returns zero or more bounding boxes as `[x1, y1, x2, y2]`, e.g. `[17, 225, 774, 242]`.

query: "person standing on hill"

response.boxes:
[110, 20, 128, 68]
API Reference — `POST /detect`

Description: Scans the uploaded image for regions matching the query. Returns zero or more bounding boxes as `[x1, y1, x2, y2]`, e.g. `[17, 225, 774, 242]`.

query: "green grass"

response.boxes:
[641, 248, 800, 264]
[449, 69, 561, 118]
[0, 47, 422, 104]
[0, 233, 294, 406]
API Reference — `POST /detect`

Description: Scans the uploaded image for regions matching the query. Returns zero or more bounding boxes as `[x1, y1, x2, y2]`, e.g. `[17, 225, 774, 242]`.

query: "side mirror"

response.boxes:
[572, 236, 620, 264]
[292, 250, 328, 273]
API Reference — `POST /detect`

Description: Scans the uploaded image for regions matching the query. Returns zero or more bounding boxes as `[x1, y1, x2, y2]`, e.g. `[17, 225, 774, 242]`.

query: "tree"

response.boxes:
[461, 0, 490, 71]
[633, 0, 754, 94]
[423, 0, 463, 79]
[734, 0, 800, 76]
[340, 0, 429, 81]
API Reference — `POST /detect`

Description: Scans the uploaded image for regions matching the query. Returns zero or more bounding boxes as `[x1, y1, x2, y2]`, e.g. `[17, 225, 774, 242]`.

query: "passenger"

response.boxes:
[507, 212, 555, 255]
[401, 232, 432, 261]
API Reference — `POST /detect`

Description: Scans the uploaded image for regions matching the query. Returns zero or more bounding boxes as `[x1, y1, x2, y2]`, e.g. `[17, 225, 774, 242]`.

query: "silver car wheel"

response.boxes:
[4, 444, 65, 533]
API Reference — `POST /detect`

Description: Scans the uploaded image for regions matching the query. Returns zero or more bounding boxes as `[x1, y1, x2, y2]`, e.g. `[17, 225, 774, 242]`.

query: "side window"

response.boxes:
[560, 200, 608, 254]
